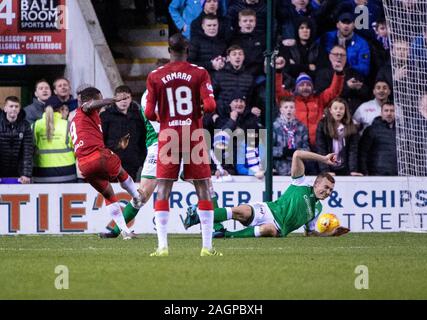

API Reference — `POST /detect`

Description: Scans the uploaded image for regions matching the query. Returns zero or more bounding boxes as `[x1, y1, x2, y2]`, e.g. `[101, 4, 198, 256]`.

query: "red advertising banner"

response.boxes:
[0, 0, 66, 54]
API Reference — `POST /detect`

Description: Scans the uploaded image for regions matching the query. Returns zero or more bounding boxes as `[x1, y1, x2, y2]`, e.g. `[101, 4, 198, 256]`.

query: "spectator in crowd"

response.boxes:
[315, 44, 371, 114]
[336, 0, 383, 41]
[358, 100, 397, 176]
[229, 8, 266, 77]
[316, 97, 361, 176]
[235, 129, 265, 178]
[369, 17, 390, 83]
[188, 14, 227, 76]
[409, 26, 427, 73]
[227, 0, 267, 35]
[32, 96, 77, 183]
[312, 0, 345, 36]
[100, 85, 146, 181]
[277, 0, 318, 47]
[169, 0, 203, 39]
[212, 45, 255, 117]
[321, 12, 371, 77]
[377, 39, 410, 94]
[191, 0, 232, 41]
[53, 77, 78, 113]
[0, 96, 33, 183]
[24, 79, 52, 125]
[215, 89, 260, 131]
[415, 94, 427, 176]
[211, 130, 237, 176]
[394, 0, 426, 36]
[273, 96, 309, 176]
[275, 57, 345, 150]
[279, 16, 320, 86]
[353, 79, 391, 134]
[398, 93, 427, 176]
[372, 18, 389, 53]
[214, 89, 262, 177]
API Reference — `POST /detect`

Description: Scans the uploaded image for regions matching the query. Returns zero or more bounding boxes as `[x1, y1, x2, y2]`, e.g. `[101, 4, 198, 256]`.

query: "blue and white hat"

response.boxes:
[295, 73, 313, 88]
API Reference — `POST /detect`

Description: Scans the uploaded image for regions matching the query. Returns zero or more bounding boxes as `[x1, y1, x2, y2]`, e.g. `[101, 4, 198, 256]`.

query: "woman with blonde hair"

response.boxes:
[315, 97, 362, 176]
[32, 95, 76, 183]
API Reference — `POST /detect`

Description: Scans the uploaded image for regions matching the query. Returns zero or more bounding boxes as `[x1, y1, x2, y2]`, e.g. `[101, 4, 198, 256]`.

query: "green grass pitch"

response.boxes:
[1, 233, 427, 300]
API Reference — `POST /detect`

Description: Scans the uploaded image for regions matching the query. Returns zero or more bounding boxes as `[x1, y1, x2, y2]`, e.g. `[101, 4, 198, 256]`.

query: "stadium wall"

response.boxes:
[65, 0, 123, 97]
[0, 177, 426, 235]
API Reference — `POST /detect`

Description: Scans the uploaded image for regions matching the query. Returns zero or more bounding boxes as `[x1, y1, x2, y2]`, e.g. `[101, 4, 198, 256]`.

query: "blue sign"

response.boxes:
[0, 54, 26, 66]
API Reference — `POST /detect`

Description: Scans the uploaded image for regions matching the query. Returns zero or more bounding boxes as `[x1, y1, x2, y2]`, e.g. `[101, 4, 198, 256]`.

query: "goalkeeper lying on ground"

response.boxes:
[183, 150, 350, 238]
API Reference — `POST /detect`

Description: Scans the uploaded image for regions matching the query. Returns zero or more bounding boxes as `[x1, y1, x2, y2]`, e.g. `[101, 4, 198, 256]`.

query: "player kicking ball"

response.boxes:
[99, 90, 225, 238]
[184, 150, 350, 238]
[70, 87, 143, 240]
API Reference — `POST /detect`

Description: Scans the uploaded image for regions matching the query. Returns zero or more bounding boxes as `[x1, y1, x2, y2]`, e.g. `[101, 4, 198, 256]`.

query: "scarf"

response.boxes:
[377, 35, 390, 51]
[279, 116, 297, 149]
[337, 32, 353, 48]
[332, 123, 345, 166]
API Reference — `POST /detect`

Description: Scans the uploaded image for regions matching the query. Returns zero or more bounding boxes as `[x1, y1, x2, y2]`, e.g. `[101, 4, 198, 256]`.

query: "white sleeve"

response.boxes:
[304, 218, 317, 232]
[291, 175, 310, 187]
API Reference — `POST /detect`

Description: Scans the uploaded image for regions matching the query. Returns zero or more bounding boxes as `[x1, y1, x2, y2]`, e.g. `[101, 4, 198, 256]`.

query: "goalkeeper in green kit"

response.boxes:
[183, 150, 350, 238]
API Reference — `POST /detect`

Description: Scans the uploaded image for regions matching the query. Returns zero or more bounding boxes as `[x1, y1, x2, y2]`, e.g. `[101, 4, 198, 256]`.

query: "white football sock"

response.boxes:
[155, 211, 169, 249]
[254, 226, 261, 237]
[120, 176, 139, 198]
[226, 207, 233, 220]
[107, 202, 130, 233]
[198, 209, 214, 250]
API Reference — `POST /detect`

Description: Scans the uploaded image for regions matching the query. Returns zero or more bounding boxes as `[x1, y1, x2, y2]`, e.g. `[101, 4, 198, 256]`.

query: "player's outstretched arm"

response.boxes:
[291, 150, 337, 177]
[81, 94, 129, 113]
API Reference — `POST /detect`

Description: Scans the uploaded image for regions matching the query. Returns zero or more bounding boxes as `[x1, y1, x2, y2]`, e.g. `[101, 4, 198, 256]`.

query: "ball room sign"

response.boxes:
[0, 0, 66, 54]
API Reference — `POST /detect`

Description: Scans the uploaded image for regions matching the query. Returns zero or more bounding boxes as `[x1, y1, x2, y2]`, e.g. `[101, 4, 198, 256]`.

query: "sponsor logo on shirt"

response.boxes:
[303, 194, 314, 220]
[74, 140, 84, 152]
[168, 118, 192, 127]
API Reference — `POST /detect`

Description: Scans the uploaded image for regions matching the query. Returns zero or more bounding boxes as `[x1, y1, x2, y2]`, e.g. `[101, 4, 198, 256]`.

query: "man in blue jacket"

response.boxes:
[321, 12, 371, 77]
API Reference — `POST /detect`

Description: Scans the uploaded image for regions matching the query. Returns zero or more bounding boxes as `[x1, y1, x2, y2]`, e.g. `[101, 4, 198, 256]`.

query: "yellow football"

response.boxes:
[316, 213, 340, 234]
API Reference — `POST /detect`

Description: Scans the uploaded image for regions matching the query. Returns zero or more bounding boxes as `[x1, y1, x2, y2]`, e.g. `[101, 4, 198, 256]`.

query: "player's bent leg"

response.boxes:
[221, 224, 277, 238]
[223, 226, 256, 238]
[231, 204, 254, 225]
[100, 182, 133, 239]
[183, 178, 220, 230]
[139, 178, 158, 203]
[117, 168, 143, 209]
[108, 178, 158, 237]
[259, 224, 280, 237]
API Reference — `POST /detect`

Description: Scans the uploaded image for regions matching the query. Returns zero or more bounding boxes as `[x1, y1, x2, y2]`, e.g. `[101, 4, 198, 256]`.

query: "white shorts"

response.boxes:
[247, 202, 281, 232]
[140, 143, 158, 179]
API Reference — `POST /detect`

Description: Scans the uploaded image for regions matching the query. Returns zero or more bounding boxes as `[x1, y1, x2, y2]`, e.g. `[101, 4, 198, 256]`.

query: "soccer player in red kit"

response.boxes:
[70, 87, 142, 240]
[145, 33, 222, 256]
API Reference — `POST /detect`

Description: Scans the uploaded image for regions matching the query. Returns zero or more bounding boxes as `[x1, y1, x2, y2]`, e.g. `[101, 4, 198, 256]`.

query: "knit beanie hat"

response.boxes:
[295, 73, 313, 88]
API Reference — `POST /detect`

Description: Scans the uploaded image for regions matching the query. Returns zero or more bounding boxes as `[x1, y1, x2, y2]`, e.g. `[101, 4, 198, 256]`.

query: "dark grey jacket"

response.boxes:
[358, 116, 397, 176]
[0, 110, 34, 178]
[24, 98, 45, 125]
